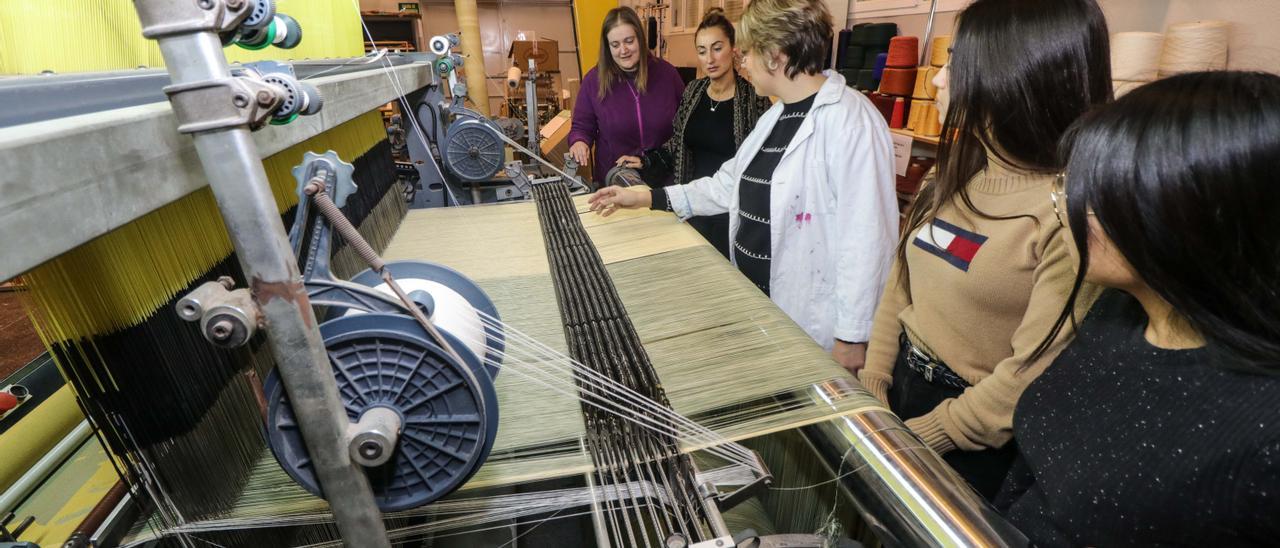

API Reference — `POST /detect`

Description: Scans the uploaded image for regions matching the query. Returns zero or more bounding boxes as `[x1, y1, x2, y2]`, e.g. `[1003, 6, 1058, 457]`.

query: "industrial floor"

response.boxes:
[1, 288, 43, 378]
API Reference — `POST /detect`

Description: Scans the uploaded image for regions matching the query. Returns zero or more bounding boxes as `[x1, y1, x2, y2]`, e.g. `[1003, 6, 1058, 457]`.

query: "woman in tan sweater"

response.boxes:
[857, 0, 1111, 499]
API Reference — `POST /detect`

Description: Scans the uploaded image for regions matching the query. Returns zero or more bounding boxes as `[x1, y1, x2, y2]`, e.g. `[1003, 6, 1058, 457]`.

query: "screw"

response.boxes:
[232, 93, 250, 108]
[197, 0, 215, 9]
[360, 440, 383, 460]
[210, 319, 235, 340]
[226, 0, 245, 8]
[256, 90, 275, 107]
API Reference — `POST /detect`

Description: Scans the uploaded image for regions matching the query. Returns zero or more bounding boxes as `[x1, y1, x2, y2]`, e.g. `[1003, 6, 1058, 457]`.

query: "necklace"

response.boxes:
[707, 84, 733, 112]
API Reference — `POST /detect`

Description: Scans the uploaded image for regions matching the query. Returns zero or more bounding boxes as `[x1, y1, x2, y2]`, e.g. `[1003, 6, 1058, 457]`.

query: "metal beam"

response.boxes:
[0, 62, 430, 281]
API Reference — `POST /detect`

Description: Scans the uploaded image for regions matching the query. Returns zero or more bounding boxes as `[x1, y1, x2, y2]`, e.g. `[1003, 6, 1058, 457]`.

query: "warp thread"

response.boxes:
[869, 92, 895, 123]
[920, 102, 943, 137]
[886, 36, 918, 68]
[843, 45, 867, 69]
[912, 66, 939, 100]
[872, 52, 889, 80]
[836, 28, 852, 68]
[855, 69, 878, 91]
[1111, 31, 1164, 82]
[929, 35, 952, 67]
[851, 22, 897, 47]
[889, 97, 911, 129]
[878, 67, 916, 97]
[1159, 20, 1230, 77]
[863, 48, 887, 70]
[506, 66, 522, 89]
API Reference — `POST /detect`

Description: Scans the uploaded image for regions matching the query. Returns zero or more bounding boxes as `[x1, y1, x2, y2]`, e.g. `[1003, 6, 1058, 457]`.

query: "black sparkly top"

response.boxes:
[997, 289, 1280, 546]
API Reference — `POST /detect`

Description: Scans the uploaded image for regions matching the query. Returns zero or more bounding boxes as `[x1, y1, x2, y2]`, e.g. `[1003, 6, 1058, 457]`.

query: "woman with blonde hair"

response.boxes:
[568, 6, 685, 184]
[589, 0, 898, 370]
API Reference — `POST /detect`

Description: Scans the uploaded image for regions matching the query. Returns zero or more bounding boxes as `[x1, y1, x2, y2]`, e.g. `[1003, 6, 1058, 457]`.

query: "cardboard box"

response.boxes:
[509, 39, 560, 72]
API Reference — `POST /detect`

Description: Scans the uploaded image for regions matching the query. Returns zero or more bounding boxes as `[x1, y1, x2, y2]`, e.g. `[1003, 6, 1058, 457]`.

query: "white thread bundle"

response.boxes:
[1111, 32, 1164, 82]
[507, 66, 522, 89]
[1159, 20, 1230, 77]
[1112, 80, 1146, 98]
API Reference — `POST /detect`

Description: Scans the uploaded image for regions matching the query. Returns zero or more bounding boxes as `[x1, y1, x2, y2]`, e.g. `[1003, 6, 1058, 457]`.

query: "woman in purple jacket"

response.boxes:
[569, 7, 685, 184]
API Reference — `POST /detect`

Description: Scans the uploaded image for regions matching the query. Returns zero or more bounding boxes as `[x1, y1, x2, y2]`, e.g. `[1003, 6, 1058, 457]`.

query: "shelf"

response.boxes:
[0, 62, 434, 281]
[890, 127, 940, 147]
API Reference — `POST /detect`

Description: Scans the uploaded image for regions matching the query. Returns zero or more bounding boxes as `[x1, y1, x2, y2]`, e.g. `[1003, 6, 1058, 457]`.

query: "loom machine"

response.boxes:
[0, 1, 1026, 547]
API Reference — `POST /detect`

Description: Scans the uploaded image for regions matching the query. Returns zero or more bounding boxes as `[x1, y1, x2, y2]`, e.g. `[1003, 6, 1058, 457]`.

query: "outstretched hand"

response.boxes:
[588, 186, 651, 217]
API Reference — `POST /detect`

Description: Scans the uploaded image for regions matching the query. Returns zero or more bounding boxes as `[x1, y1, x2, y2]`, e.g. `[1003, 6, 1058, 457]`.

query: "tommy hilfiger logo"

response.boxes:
[913, 218, 988, 272]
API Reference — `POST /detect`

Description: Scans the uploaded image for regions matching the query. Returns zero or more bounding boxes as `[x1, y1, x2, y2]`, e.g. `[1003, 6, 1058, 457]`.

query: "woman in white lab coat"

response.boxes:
[588, 0, 898, 372]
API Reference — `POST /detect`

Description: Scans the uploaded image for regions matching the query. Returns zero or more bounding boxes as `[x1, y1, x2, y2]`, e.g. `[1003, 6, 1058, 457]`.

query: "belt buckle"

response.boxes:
[923, 362, 935, 382]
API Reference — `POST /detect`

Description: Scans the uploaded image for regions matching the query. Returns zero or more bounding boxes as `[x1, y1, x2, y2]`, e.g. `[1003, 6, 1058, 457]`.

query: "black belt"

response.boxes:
[900, 333, 971, 390]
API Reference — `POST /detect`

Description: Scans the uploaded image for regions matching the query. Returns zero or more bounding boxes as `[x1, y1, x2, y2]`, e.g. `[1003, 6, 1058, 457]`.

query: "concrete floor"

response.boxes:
[1, 288, 44, 379]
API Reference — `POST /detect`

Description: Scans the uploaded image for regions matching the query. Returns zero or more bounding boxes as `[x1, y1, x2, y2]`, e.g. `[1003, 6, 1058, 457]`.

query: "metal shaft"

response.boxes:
[146, 30, 390, 547]
[526, 58, 539, 154]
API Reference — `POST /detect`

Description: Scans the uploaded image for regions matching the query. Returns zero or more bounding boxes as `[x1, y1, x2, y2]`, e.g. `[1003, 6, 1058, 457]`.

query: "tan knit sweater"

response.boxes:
[858, 154, 1099, 455]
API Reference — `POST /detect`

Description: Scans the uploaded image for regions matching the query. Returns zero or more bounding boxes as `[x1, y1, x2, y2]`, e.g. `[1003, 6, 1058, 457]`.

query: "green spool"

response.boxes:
[269, 112, 299, 126]
[235, 19, 278, 51]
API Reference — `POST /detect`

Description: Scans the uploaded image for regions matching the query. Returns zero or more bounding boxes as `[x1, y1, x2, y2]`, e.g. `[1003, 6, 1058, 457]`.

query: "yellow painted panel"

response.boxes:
[0, 0, 363, 75]
[12, 439, 120, 547]
[572, 0, 618, 76]
[0, 386, 83, 491]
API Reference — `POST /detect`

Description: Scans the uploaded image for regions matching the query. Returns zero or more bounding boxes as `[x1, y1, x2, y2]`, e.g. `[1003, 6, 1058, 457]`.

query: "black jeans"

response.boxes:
[887, 346, 1018, 501]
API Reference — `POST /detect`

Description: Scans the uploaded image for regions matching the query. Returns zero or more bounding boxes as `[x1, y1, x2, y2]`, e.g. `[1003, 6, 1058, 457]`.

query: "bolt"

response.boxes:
[197, 0, 215, 9]
[360, 440, 383, 460]
[210, 319, 235, 340]
[226, 0, 244, 8]
[256, 90, 275, 107]
[232, 93, 250, 108]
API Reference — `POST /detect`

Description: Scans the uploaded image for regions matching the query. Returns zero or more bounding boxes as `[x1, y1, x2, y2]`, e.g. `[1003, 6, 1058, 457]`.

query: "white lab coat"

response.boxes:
[665, 71, 898, 350]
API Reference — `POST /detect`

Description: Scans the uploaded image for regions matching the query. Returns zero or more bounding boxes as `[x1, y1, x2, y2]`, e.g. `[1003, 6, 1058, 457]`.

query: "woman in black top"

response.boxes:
[998, 71, 1280, 546]
[616, 8, 772, 257]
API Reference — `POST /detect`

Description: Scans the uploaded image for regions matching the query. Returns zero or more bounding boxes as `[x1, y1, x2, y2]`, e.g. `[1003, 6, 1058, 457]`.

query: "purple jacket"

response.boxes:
[569, 57, 685, 183]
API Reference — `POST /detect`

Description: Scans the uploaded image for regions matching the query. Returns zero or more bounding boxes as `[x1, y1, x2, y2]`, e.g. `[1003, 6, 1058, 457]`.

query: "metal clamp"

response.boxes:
[504, 161, 534, 197]
[135, 0, 256, 39]
[163, 62, 321, 133]
[163, 76, 284, 133]
[176, 276, 262, 348]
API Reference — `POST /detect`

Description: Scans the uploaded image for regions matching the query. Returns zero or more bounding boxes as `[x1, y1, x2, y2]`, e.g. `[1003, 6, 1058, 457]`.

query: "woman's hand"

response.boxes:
[616, 155, 643, 169]
[588, 186, 652, 217]
[570, 142, 591, 166]
[833, 340, 867, 376]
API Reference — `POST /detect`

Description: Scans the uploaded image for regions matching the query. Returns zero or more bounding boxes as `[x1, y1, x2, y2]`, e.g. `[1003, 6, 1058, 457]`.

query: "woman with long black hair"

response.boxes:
[857, 0, 1111, 499]
[997, 70, 1280, 546]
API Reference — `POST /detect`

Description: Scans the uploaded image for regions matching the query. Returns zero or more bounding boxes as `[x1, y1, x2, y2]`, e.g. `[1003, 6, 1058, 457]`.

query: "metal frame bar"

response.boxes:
[0, 58, 415, 129]
[0, 62, 430, 282]
[129, 2, 389, 544]
[800, 380, 1026, 547]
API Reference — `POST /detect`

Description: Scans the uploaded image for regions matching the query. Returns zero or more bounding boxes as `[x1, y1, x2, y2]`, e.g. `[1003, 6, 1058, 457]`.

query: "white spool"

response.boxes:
[1111, 32, 1164, 82]
[346, 279, 490, 365]
[429, 35, 452, 56]
[1159, 20, 1230, 77]
[1112, 79, 1145, 98]
[506, 66, 522, 89]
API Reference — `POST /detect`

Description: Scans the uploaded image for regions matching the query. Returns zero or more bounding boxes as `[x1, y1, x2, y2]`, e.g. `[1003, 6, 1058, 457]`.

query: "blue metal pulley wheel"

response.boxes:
[264, 313, 499, 512]
[349, 260, 504, 380]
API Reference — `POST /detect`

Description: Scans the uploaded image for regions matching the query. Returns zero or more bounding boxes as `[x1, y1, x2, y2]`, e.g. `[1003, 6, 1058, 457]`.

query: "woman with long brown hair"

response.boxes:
[568, 7, 685, 184]
[857, 0, 1111, 500]
[614, 8, 773, 256]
